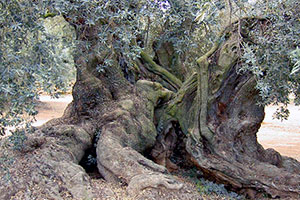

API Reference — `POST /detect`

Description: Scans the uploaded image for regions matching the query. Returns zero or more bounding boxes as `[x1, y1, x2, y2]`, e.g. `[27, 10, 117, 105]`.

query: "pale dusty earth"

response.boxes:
[257, 104, 300, 161]
[34, 95, 300, 162]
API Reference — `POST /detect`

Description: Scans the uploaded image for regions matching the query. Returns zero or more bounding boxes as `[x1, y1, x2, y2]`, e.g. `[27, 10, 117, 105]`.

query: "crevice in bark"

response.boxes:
[79, 133, 103, 179]
[148, 121, 194, 172]
[169, 123, 194, 170]
[79, 148, 102, 179]
[2, 17, 300, 199]
[119, 56, 136, 84]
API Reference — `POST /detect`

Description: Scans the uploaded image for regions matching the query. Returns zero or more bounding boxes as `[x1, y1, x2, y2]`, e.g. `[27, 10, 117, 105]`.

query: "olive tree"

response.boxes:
[0, 0, 299, 199]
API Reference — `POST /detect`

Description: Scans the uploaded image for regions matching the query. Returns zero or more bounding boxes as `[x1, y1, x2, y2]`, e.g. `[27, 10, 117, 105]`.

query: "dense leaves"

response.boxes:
[0, 0, 75, 134]
[239, 0, 300, 119]
[0, 0, 299, 133]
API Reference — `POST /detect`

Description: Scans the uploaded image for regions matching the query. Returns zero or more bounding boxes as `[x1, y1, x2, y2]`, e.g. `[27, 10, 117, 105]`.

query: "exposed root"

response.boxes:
[95, 81, 184, 195]
[127, 173, 183, 196]
[0, 124, 95, 199]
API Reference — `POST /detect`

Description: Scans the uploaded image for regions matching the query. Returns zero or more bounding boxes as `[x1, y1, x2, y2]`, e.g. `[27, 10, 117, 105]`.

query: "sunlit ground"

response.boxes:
[32, 95, 73, 127]
[32, 95, 300, 161]
[257, 104, 300, 161]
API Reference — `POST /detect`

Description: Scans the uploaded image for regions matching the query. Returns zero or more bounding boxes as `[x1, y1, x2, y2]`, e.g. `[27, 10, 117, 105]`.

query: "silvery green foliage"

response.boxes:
[86, 154, 97, 166]
[1, 0, 299, 133]
[0, 1, 75, 135]
[0, 0, 223, 134]
[239, 0, 300, 119]
[64, 0, 224, 71]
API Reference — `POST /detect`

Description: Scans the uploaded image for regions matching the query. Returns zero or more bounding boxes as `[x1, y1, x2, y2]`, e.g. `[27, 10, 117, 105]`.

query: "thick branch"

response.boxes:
[192, 34, 225, 143]
[140, 51, 183, 90]
[193, 18, 260, 142]
[196, 57, 214, 142]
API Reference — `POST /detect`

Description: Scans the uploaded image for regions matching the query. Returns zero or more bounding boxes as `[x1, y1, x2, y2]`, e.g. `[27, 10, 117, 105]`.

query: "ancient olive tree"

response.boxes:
[1, 0, 300, 199]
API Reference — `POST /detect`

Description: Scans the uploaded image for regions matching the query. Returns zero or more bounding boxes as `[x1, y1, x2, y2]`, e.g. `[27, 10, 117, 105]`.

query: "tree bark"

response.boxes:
[1, 18, 300, 200]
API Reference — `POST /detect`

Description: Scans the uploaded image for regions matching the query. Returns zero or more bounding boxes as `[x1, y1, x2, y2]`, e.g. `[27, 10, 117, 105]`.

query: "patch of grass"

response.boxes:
[195, 178, 244, 199]
[8, 129, 27, 151]
[182, 168, 245, 200]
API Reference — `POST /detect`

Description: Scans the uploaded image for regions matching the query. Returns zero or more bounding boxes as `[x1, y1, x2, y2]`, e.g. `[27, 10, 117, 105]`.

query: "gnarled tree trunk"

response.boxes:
[1, 18, 300, 200]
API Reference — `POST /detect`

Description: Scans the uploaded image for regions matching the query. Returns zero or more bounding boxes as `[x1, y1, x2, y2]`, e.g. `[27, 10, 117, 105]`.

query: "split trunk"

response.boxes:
[1, 19, 300, 200]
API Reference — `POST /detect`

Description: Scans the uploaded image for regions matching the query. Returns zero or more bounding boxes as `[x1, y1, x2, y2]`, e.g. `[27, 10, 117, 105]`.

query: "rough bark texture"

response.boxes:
[0, 125, 94, 199]
[1, 18, 300, 200]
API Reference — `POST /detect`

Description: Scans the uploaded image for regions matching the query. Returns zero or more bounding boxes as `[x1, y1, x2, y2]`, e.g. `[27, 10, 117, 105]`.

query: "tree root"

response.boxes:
[127, 173, 183, 196]
[0, 124, 95, 200]
[95, 80, 183, 195]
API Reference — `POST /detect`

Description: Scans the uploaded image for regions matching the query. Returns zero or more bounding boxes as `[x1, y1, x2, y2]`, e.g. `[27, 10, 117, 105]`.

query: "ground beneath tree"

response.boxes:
[257, 104, 300, 161]
[34, 95, 300, 162]
[33, 95, 73, 127]
[29, 95, 300, 199]
[32, 95, 240, 200]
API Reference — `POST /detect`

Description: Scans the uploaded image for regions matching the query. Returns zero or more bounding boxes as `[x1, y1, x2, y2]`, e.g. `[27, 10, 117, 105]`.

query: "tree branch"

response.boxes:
[140, 51, 183, 90]
[194, 31, 226, 143]
[193, 16, 266, 143]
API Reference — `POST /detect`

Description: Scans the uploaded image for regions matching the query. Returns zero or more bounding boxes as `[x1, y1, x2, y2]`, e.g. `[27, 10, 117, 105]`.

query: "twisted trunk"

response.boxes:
[1, 18, 300, 200]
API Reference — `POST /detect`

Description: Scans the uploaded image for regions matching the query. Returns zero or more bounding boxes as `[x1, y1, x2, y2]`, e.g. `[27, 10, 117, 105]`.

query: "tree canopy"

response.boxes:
[0, 0, 299, 130]
[1, 1, 300, 199]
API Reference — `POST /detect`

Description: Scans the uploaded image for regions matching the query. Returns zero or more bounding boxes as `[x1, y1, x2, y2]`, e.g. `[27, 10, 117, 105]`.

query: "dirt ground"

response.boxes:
[34, 95, 300, 161]
[33, 95, 73, 127]
[257, 104, 300, 161]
